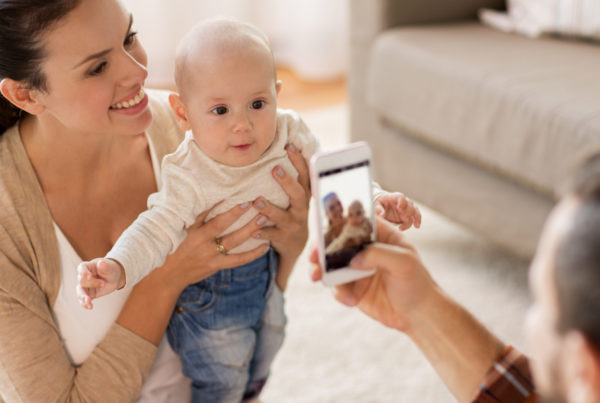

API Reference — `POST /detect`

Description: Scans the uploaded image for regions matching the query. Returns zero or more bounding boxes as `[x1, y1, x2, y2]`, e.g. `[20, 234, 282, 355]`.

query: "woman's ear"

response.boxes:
[0, 78, 45, 115]
[168, 92, 191, 131]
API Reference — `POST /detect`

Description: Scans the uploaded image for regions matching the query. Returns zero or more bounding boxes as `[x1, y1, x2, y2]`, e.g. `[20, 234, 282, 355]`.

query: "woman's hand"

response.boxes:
[164, 202, 272, 292]
[118, 202, 269, 345]
[311, 217, 437, 332]
[252, 145, 310, 290]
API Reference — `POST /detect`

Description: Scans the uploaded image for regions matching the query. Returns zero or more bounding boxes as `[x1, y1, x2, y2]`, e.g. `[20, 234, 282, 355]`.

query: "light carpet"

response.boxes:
[261, 105, 532, 403]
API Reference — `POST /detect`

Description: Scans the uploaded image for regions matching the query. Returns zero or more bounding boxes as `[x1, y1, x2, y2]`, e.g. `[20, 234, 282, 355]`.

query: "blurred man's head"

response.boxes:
[526, 154, 600, 403]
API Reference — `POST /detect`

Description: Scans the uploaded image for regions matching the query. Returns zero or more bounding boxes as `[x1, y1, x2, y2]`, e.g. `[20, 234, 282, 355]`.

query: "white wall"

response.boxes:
[122, 0, 349, 88]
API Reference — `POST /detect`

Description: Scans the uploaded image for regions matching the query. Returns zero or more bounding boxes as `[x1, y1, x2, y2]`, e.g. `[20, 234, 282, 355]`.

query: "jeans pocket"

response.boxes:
[177, 278, 218, 313]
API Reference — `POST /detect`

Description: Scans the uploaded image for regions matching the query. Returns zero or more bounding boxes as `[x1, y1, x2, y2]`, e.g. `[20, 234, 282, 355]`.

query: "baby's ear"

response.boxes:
[168, 93, 192, 131]
[276, 80, 282, 95]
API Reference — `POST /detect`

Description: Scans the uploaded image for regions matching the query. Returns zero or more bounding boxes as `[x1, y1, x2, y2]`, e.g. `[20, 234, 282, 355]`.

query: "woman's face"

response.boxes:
[325, 196, 344, 222]
[32, 0, 151, 137]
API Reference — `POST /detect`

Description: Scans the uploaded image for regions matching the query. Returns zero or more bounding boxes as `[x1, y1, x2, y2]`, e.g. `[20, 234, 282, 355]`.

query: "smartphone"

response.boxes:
[310, 141, 376, 286]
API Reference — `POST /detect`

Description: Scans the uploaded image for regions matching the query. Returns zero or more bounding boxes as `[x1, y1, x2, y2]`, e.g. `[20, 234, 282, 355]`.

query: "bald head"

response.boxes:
[174, 18, 275, 101]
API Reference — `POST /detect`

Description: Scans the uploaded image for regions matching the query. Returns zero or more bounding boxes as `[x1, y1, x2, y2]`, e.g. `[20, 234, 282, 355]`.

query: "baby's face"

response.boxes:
[348, 205, 365, 226]
[180, 44, 279, 167]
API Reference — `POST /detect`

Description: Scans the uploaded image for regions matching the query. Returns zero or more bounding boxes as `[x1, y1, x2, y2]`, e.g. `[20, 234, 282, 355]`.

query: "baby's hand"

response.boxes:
[374, 192, 422, 231]
[76, 258, 125, 309]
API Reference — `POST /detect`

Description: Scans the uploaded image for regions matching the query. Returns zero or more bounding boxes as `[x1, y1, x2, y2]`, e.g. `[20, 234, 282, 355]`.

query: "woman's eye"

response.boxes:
[251, 100, 265, 110]
[212, 106, 228, 115]
[124, 31, 138, 47]
[88, 61, 107, 76]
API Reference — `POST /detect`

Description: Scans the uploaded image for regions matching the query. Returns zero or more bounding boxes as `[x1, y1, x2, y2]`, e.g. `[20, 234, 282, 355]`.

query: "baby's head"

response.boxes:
[347, 200, 366, 227]
[169, 18, 281, 167]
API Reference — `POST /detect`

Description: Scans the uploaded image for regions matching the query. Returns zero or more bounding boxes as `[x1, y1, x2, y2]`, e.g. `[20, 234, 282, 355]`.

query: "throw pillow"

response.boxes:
[479, 0, 600, 40]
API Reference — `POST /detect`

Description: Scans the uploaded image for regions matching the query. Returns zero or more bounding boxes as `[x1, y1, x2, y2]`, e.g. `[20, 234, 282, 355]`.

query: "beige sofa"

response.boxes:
[350, 0, 600, 258]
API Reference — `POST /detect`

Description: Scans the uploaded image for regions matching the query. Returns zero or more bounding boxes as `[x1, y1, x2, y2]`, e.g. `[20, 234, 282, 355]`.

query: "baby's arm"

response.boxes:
[77, 258, 125, 309]
[76, 155, 204, 308]
[374, 192, 422, 230]
[279, 109, 421, 230]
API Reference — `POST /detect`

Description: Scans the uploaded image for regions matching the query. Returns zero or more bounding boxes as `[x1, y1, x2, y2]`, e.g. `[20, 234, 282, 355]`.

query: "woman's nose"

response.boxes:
[117, 50, 148, 87]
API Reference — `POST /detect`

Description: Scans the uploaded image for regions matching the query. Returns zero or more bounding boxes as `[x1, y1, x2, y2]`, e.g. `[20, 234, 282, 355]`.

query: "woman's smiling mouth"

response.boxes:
[110, 88, 145, 110]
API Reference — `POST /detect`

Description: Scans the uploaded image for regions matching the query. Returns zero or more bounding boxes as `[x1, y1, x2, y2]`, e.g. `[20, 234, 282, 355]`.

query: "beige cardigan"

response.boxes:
[0, 90, 184, 402]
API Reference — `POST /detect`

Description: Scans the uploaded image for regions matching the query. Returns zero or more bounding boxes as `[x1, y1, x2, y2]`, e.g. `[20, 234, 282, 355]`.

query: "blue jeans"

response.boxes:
[167, 249, 286, 403]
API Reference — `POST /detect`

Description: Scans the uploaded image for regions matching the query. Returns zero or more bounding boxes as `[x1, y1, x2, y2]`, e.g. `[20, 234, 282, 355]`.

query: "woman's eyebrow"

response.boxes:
[72, 14, 133, 69]
[73, 48, 111, 69]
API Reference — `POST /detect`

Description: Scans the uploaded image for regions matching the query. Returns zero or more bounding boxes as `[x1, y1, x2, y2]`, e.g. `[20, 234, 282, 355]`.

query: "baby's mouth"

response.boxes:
[110, 88, 145, 110]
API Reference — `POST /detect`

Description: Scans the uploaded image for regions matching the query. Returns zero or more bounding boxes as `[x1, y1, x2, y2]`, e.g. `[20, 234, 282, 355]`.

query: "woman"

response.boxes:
[0, 0, 309, 401]
[323, 192, 346, 247]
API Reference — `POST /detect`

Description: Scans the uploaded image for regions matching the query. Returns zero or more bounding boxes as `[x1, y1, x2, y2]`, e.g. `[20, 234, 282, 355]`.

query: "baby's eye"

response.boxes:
[211, 106, 228, 115]
[251, 100, 265, 110]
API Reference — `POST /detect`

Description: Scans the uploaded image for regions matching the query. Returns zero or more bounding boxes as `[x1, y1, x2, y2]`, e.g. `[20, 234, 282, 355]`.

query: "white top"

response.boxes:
[107, 109, 319, 287]
[51, 132, 191, 402]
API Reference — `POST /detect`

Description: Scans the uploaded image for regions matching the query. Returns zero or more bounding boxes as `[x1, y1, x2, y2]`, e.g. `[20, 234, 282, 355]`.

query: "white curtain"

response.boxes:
[122, 0, 349, 88]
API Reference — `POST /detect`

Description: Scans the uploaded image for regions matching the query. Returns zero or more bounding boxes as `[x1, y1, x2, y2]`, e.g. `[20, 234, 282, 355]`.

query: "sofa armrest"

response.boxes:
[349, 0, 504, 144]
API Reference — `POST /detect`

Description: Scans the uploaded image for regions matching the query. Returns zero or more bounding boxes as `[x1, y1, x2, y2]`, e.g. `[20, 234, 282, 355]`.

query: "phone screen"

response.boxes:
[318, 159, 375, 272]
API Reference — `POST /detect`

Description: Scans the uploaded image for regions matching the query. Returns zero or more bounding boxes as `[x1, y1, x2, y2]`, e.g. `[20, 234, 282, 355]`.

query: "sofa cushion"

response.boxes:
[367, 22, 600, 195]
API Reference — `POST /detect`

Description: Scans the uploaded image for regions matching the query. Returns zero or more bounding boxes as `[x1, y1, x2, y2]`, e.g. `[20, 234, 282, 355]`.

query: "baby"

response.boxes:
[326, 200, 373, 254]
[77, 18, 420, 402]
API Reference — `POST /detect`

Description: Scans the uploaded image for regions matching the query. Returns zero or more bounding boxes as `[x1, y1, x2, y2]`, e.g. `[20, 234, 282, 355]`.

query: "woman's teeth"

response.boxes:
[110, 88, 145, 109]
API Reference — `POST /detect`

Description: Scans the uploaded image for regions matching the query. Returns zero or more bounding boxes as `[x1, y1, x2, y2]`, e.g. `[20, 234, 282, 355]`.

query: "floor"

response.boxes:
[275, 67, 347, 111]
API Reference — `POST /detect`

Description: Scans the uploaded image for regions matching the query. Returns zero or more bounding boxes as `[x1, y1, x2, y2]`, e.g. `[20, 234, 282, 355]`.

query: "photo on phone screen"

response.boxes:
[318, 160, 375, 272]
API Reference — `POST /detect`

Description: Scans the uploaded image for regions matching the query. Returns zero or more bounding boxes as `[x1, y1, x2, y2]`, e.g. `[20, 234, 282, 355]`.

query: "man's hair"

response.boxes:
[555, 153, 600, 348]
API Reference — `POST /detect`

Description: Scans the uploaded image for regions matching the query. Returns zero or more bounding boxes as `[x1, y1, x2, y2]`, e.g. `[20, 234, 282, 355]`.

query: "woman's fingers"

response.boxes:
[253, 198, 290, 227]
[195, 202, 252, 240]
[216, 213, 269, 252]
[286, 144, 311, 197]
[217, 244, 270, 268]
[271, 164, 308, 212]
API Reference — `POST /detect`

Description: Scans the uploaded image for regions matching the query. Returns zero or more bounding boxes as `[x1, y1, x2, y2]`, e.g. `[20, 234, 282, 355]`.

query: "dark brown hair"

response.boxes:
[0, 0, 81, 134]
